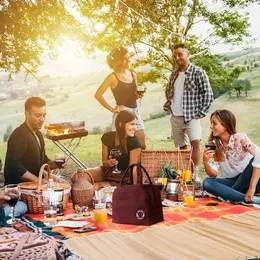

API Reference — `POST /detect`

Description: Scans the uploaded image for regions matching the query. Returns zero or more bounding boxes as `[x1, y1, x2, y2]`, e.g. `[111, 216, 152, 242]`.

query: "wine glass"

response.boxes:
[5, 184, 21, 224]
[136, 87, 146, 105]
[55, 153, 66, 176]
[205, 141, 216, 151]
[110, 149, 122, 174]
[55, 153, 66, 168]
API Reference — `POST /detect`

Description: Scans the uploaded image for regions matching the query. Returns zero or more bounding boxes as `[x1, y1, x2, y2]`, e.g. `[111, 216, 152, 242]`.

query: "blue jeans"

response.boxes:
[203, 158, 260, 202]
[4, 201, 28, 217]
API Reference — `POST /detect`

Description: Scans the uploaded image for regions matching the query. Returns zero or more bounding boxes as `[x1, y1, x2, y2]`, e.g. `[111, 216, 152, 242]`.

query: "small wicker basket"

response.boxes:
[71, 169, 95, 209]
[19, 164, 71, 214]
[177, 183, 195, 201]
[141, 150, 195, 201]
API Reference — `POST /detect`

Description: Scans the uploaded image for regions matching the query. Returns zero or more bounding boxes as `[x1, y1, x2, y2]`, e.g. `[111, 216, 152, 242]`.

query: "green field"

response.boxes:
[1, 52, 260, 176]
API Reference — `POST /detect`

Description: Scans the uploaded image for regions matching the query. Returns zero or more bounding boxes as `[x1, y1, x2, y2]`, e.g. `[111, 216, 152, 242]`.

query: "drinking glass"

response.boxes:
[183, 191, 194, 206]
[55, 153, 66, 176]
[136, 87, 146, 105]
[110, 149, 121, 174]
[205, 141, 216, 150]
[55, 153, 66, 168]
[5, 184, 21, 224]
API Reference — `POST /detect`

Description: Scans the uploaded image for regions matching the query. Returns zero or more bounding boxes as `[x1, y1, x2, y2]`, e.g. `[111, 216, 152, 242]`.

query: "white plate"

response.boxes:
[54, 220, 90, 228]
[60, 214, 92, 221]
[162, 199, 186, 207]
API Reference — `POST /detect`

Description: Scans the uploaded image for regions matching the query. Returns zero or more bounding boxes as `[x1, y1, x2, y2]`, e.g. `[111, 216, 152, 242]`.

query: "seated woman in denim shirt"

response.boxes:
[203, 109, 260, 204]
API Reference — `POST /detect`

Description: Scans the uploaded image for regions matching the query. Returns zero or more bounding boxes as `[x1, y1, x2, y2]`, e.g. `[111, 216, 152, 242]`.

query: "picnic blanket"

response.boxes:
[27, 198, 259, 239]
[64, 210, 260, 260]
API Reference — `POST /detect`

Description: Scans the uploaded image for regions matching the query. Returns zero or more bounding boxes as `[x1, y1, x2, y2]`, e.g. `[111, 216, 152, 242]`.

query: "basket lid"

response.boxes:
[19, 181, 70, 191]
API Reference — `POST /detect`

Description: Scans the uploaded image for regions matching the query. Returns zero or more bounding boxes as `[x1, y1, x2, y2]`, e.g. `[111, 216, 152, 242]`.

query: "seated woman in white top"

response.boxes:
[203, 109, 260, 204]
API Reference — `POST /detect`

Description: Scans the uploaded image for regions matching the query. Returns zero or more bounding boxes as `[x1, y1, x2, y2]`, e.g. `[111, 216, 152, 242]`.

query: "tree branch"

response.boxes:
[21, 63, 42, 82]
[139, 40, 173, 66]
[183, 0, 200, 37]
[198, 30, 216, 45]
[193, 18, 207, 25]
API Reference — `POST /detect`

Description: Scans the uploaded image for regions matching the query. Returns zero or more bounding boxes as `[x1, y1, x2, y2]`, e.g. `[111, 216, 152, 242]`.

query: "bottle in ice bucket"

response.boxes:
[94, 203, 107, 224]
[43, 179, 57, 226]
[55, 190, 64, 216]
[194, 168, 203, 198]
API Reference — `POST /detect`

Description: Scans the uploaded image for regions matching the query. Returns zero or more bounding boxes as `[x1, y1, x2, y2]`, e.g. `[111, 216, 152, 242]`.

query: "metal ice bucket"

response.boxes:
[165, 179, 180, 195]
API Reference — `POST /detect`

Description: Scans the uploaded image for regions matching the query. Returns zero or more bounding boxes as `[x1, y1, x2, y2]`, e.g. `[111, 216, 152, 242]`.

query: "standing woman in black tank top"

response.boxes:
[94, 47, 146, 149]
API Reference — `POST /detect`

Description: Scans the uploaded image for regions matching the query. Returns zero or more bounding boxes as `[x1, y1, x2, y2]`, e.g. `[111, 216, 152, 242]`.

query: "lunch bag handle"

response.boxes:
[119, 162, 153, 186]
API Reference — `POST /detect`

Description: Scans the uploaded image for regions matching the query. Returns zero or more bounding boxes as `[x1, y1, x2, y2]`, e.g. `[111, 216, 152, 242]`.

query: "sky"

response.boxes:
[211, 3, 260, 53]
[38, 2, 260, 77]
[1, 2, 259, 79]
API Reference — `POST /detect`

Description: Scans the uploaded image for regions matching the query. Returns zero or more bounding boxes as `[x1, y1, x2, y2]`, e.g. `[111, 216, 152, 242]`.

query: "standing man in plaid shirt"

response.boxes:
[164, 43, 214, 174]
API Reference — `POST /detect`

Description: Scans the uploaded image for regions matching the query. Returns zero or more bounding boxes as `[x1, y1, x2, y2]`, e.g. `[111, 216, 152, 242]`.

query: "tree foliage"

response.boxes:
[0, 0, 259, 95]
[233, 78, 252, 97]
[0, 0, 82, 79]
[74, 0, 259, 95]
[3, 123, 13, 142]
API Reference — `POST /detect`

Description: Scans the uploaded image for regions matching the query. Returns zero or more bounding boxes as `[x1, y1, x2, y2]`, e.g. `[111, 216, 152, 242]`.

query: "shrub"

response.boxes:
[90, 126, 103, 135]
[145, 111, 169, 121]
[3, 124, 13, 142]
[104, 124, 112, 132]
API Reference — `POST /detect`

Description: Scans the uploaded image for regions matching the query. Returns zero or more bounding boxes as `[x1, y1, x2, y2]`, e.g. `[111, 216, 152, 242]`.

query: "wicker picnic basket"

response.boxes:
[141, 150, 195, 201]
[71, 168, 95, 209]
[19, 164, 71, 214]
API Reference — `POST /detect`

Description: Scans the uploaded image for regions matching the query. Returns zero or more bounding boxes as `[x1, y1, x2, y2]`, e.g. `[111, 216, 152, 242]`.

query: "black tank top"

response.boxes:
[111, 72, 137, 108]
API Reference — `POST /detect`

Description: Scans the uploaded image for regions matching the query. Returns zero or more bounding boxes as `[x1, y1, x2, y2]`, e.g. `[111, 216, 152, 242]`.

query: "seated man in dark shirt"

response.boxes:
[4, 96, 61, 186]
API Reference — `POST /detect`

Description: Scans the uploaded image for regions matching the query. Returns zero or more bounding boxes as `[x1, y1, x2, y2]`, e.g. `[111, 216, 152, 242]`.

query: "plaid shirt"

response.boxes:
[164, 63, 214, 123]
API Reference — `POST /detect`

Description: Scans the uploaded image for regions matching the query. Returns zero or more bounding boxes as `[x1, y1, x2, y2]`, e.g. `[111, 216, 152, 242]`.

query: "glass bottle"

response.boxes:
[43, 179, 57, 226]
[194, 168, 204, 199]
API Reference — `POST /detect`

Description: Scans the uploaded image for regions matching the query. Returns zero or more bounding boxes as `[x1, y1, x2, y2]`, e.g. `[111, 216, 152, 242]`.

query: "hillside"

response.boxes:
[222, 47, 260, 60]
[1, 50, 260, 173]
[0, 82, 165, 141]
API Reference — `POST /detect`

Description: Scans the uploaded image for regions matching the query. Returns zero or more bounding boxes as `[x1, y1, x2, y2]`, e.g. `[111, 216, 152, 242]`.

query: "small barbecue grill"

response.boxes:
[46, 121, 88, 169]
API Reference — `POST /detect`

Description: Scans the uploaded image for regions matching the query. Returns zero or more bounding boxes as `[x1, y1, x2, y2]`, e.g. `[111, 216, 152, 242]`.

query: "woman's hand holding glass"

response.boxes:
[135, 87, 146, 105]
[109, 149, 121, 174]
[203, 146, 215, 165]
[4, 184, 21, 224]
[0, 189, 11, 206]
[108, 157, 118, 167]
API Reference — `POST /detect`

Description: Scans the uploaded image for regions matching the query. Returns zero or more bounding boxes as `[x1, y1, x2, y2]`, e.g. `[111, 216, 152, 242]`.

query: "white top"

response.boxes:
[209, 133, 260, 178]
[171, 72, 185, 116]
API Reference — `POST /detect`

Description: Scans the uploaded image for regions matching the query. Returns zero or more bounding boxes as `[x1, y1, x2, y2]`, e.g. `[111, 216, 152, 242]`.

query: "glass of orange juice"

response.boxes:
[183, 191, 194, 206]
[94, 203, 108, 224]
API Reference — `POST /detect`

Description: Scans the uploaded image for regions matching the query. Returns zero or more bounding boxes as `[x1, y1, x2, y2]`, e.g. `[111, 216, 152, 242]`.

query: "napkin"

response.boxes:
[54, 220, 90, 228]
